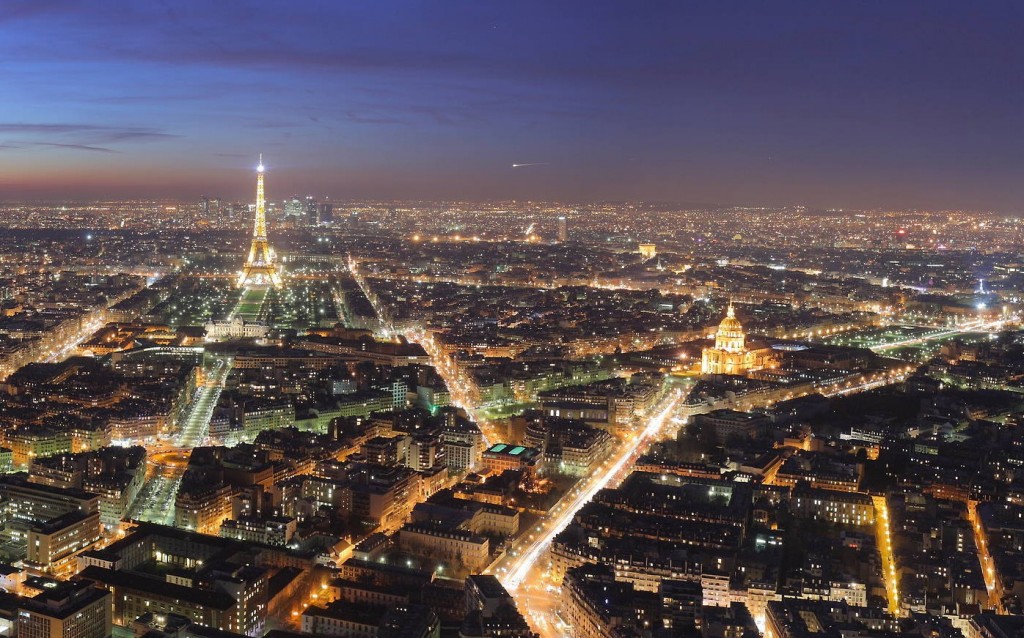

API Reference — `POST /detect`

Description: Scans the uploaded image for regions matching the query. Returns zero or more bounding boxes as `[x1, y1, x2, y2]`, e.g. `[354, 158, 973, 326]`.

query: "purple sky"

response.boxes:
[1, 1, 1022, 210]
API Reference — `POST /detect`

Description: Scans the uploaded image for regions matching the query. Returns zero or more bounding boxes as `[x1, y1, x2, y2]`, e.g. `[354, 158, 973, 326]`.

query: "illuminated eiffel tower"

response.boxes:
[237, 155, 282, 288]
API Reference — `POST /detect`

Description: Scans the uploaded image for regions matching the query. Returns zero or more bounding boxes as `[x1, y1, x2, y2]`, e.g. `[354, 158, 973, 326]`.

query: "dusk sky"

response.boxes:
[1, 1, 1022, 210]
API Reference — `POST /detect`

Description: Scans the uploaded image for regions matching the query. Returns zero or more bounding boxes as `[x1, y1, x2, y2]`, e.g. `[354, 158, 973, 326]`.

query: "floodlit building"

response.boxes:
[16, 580, 111, 638]
[701, 305, 778, 376]
[481, 444, 540, 475]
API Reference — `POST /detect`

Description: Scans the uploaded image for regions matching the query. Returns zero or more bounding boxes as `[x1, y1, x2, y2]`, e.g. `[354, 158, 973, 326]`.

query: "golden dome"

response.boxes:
[718, 304, 743, 332]
[714, 304, 746, 353]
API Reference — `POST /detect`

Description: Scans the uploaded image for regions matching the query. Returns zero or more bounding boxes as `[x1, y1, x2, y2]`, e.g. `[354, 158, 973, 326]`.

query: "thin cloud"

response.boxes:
[32, 142, 118, 153]
[0, 123, 176, 144]
[0, 124, 98, 134]
[343, 112, 404, 125]
[88, 92, 210, 105]
[100, 130, 176, 142]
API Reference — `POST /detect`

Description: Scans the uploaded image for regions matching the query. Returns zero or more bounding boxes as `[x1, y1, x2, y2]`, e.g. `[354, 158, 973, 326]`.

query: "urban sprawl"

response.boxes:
[0, 164, 1019, 638]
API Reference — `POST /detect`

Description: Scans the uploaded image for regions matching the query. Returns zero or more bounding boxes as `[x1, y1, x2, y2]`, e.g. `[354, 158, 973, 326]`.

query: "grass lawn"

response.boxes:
[234, 287, 269, 320]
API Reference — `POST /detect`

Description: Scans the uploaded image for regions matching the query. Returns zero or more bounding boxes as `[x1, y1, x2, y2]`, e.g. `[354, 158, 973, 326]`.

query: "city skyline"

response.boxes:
[1, 4, 1024, 638]
[1, 1, 1023, 211]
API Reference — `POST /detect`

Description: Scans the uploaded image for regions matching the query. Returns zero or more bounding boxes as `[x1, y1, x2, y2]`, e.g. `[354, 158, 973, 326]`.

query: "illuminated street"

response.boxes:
[868, 319, 1008, 353]
[127, 467, 183, 526]
[488, 389, 685, 636]
[125, 357, 232, 526]
[969, 500, 1003, 613]
[174, 356, 232, 449]
[350, 257, 498, 442]
[44, 315, 105, 363]
[407, 327, 498, 444]
[872, 495, 900, 615]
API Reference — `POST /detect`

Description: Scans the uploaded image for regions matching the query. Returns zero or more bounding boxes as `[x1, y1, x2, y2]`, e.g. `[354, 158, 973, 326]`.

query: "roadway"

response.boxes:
[822, 367, 916, 398]
[44, 314, 105, 363]
[406, 327, 498, 444]
[126, 356, 232, 526]
[872, 496, 900, 615]
[174, 357, 231, 448]
[969, 500, 1003, 613]
[47, 282, 167, 365]
[349, 257, 499, 443]
[867, 318, 1007, 353]
[127, 467, 182, 526]
[487, 389, 685, 637]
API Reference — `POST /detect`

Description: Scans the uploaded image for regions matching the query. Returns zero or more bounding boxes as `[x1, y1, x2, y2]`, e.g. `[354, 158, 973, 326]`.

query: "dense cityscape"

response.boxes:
[0, 158, 1016, 638]
[3, 2, 1023, 638]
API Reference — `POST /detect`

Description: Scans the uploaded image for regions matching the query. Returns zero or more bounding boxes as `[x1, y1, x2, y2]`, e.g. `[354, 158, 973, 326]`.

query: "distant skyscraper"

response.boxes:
[317, 202, 333, 226]
[283, 197, 304, 218]
[237, 155, 282, 288]
[557, 215, 568, 243]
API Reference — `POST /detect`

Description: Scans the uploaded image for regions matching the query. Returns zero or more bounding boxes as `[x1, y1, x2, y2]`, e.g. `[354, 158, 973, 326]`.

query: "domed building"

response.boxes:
[701, 304, 777, 375]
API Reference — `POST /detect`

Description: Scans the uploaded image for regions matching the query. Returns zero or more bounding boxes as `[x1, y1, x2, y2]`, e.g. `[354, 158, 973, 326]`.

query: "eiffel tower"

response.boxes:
[237, 155, 282, 288]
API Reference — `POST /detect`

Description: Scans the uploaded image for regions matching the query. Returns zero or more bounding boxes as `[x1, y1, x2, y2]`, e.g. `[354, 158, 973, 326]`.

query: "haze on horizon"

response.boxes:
[0, 0, 1022, 212]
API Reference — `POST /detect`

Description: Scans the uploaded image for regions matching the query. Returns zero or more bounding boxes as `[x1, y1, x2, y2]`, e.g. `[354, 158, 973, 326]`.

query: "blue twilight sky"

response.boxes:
[0, 0, 1022, 210]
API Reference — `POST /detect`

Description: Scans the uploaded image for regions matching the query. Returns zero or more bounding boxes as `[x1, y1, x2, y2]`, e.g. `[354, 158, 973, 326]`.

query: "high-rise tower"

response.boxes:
[237, 155, 282, 288]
